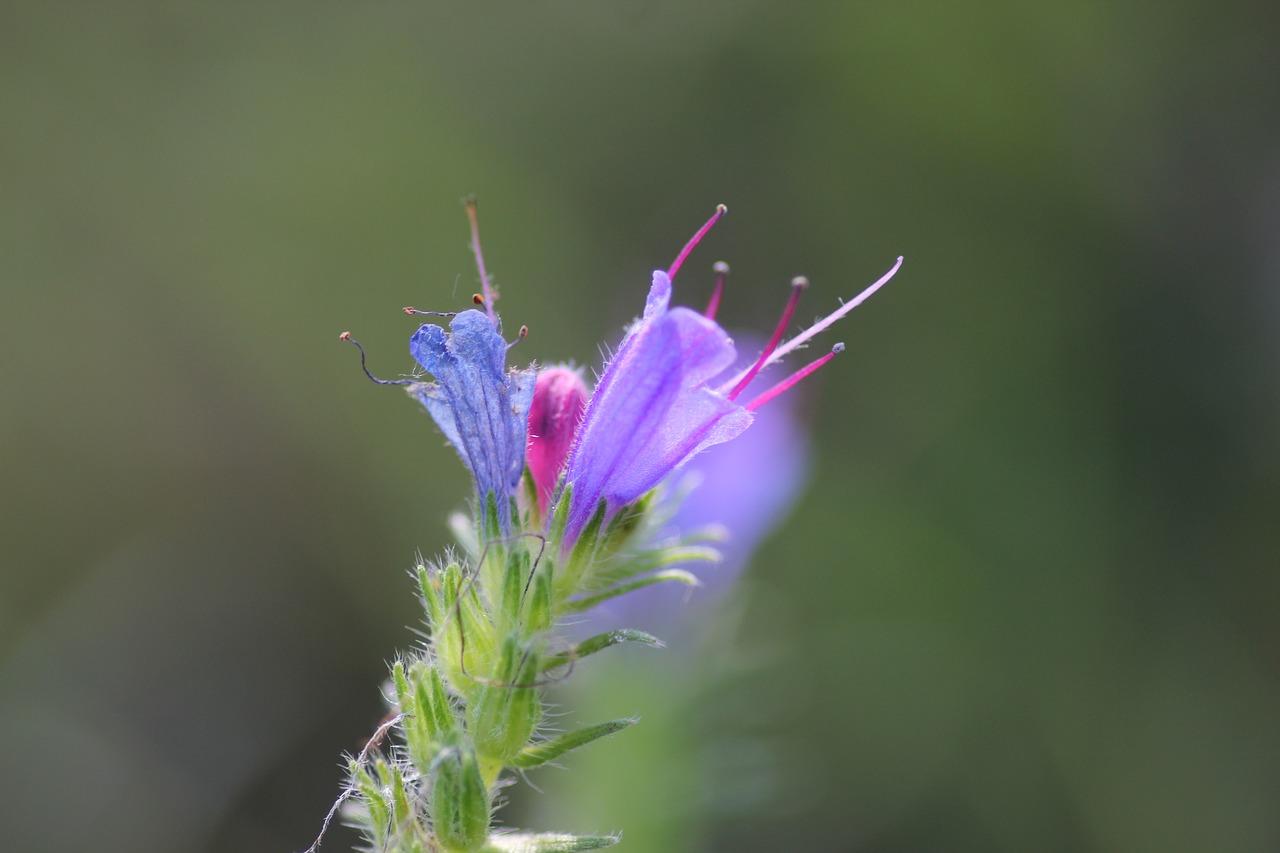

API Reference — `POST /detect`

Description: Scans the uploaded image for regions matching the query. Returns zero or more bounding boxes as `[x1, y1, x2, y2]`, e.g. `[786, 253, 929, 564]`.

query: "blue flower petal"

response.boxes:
[409, 310, 535, 533]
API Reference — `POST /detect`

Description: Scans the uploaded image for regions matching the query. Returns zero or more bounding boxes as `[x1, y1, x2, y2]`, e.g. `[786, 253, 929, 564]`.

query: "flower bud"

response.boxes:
[527, 366, 588, 514]
[431, 740, 490, 852]
[468, 636, 542, 763]
[420, 563, 495, 701]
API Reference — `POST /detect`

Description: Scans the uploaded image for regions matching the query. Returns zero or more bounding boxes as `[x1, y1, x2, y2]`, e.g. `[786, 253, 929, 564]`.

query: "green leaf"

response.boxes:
[588, 545, 721, 590]
[541, 629, 663, 672]
[481, 831, 621, 852]
[511, 717, 639, 769]
[565, 570, 700, 613]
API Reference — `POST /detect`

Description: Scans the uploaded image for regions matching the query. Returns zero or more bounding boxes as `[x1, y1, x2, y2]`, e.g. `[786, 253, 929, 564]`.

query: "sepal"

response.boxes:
[562, 498, 609, 588]
[526, 564, 554, 634]
[497, 546, 533, 635]
[547, 482, 573, 544]
[392, 660, 457, 777]
[420, 562, 497, 697]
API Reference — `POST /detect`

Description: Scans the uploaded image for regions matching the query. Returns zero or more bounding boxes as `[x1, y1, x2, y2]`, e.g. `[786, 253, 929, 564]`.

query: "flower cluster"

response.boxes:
[319, 200, 899, 853]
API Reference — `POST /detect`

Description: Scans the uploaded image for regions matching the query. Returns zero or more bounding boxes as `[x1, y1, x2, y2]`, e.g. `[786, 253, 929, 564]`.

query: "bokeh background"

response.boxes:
[3, 2, 1278, 851]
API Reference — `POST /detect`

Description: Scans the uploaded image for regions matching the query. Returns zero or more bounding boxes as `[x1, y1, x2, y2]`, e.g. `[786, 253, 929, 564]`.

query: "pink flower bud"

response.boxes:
[527, 366, 588, 513]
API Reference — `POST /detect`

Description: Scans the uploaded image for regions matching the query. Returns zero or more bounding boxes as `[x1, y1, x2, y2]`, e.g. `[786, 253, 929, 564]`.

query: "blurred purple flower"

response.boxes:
[672, 351, 811, 574]
[594, 344, 813, 634]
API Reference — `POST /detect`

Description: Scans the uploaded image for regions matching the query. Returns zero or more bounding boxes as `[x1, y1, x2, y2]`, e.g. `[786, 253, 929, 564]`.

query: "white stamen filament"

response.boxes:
[720, 256, 902, 394]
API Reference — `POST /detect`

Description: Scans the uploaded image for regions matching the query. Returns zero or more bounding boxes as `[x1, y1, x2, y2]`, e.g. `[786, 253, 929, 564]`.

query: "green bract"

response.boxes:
[321, 484, 712, 853]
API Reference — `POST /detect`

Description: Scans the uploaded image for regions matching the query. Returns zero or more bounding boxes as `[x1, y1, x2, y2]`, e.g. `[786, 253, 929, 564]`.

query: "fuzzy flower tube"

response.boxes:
[316, 199, 901, 853]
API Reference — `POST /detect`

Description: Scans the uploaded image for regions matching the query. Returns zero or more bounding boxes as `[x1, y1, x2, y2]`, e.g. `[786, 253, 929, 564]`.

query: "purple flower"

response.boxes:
[558, 268, 754, 539]
[408, 310, 536, 534]
[555, 206, 902, 546]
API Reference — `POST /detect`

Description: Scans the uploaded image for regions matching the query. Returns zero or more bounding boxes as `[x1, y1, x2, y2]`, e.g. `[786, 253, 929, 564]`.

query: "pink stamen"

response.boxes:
[721, 256, 902, 392]
[705, 261, 729, 320]
[727, 276, 808, 401]
[463, 195, 498, 323]
[745, 343, 844, 411]
[667, 204, 727, 281]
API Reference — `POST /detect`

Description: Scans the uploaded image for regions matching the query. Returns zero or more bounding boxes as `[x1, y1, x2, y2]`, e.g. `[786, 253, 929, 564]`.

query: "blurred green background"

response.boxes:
[3, 2, 1278, 851]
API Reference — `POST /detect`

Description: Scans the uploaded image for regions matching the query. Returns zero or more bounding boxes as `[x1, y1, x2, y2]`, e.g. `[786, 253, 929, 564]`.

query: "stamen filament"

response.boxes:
[745, 343, 844, 411]
[667, 204, 727, 281]
[463, 195, 498, 324]
[404, 307, 459, 318]
[722, 256, 902, 391]
[705, 261, 729, 320]
[727, 276, 808, 400]
[339, 332, 415, 386]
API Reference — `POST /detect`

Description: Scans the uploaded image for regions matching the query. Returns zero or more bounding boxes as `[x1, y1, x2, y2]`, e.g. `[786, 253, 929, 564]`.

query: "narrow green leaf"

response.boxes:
[510, 717, 639, 769]
[541, 629, 663, 672]
[482, 832, 620, 852]
[589, 545, 721, 589]
[566, 570, 700, 613]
